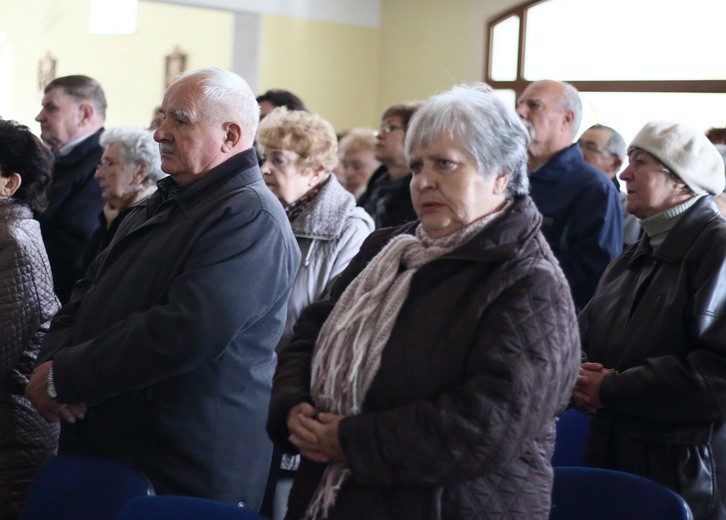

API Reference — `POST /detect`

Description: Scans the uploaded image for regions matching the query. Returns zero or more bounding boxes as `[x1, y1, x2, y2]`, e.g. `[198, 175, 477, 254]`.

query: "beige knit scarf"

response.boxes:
[305, 206, 508, 519]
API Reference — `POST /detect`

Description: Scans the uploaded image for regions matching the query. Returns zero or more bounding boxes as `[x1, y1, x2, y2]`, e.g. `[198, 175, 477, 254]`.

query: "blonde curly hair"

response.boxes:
[257, 107, 338, 174]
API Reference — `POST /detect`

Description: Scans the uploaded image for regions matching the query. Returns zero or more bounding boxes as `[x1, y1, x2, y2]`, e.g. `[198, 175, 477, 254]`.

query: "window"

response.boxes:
[485, 0, 726, 143]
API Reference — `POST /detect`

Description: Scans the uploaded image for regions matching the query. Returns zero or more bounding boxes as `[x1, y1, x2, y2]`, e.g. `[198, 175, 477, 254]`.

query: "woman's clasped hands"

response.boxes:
[286, 402, 348, 464]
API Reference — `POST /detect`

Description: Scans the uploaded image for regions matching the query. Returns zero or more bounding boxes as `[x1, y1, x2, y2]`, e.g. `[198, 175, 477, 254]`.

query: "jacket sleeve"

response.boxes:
[599, 244, 726, 423]
[0, 235, 43, 381]
[560, 181, 622, 310]
[338, 270, 581, 487]
[37, 244, 108, 364]
[322, 212, 373, 296]
[48, 208, 297, 406]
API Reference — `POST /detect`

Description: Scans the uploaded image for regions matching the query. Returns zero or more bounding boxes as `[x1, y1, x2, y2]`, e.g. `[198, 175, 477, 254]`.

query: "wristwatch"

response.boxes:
[47, 366, 58, 401]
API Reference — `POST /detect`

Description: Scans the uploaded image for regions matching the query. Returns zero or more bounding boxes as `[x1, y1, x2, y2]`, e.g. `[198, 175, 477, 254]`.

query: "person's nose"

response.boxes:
[35, 109, 44, 123]
[515, 103, 527, 119]
[153, 124, 167, 143]
[619, 164, 633, 182]
[412, 165, 433, 191]
[260, 159, 271, 175]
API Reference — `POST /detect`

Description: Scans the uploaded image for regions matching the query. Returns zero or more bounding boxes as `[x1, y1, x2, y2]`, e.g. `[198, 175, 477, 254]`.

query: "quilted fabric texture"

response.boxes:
[270, 196, 581, 519]
[0, 201, 60, 518]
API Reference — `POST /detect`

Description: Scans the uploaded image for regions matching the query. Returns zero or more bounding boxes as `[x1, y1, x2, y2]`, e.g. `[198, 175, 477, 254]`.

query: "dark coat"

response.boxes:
[580, 197, 726, 520]
[38, 149, 300, 510]
[529, 144, 623, 311]
[269, 196, 580, 519]
[38, 129, 105, 304]
[80, 205, 135, 275]
[357, 165, 416, 229]
[0, 203, 59, 518]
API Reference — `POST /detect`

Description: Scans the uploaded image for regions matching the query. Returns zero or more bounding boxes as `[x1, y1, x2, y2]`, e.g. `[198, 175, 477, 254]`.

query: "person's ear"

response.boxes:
[221, 122, 242, 152]
[562, 109, 575, 131]
[78, 103, 94, 126]
[0, 172, 22, 198]
[610, 156, 623, 176]
[308, 168, 327, 187]
[493, 172, 509, 195]
[132, 162, 150, 186]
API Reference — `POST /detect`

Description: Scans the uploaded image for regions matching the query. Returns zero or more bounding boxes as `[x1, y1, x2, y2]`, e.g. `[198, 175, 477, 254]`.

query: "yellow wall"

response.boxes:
[258, 15, 381, 133]
[377, 0, 518, 108]
[0, 0, 520, 135]
[0, 0, 234, 132]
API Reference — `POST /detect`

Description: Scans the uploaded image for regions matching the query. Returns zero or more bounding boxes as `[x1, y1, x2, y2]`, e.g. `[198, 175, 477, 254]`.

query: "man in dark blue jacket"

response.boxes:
[516, 80, 622, 310]
[27, 68, 300, 512]
[35, 75, 106, 303]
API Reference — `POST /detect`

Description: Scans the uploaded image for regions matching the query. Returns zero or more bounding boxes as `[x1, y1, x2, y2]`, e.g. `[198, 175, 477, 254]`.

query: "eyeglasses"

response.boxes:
[377, 123, 405, 136]
[578, 140, 614, 157]
[96, 160, 116, 171]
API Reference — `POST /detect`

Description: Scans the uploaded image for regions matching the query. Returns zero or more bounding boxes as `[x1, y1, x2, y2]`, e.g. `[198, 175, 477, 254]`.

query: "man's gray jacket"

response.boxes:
[39, 148, 300, 510]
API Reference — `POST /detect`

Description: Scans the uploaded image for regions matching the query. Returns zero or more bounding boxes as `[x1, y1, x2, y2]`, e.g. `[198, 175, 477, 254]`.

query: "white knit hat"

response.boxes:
[629, 120, 726, 195]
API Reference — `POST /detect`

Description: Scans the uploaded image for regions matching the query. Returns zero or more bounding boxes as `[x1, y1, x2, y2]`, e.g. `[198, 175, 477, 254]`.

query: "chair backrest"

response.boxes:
[550, 467, 693, 520]
[114, 495, 264, 520]
[551, 408, 593, 467]
[21, 454, 153, 520]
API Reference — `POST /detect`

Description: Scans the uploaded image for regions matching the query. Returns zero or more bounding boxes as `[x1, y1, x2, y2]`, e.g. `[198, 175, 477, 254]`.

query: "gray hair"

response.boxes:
[405, 83, 530, 198]
[560, 82, 583, 138]
[100, 126, 165, 188]
[589, 124, 627, 161]
[173, 67, 258, 148]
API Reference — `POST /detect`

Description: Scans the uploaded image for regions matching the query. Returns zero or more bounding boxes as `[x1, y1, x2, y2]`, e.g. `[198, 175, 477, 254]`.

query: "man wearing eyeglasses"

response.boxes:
[516, 80, 622, 311]
[579, 124, 641, 247]
[358, 102, 422, 228]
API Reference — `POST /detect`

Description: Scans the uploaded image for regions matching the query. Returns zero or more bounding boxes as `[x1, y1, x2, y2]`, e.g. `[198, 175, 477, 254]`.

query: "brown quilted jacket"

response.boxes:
[268, 196, 581, 519]
[0, 201, 59, 518]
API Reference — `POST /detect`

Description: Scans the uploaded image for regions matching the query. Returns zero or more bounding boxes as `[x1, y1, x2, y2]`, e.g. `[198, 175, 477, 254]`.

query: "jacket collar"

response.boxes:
[290, 176, 357, 240]
[435, 195, 543, 264]
[628, 196, 722, 266]
[53, 128, 104, 166]
[146, 148, 260, 217]
[528, 143, 583, 181]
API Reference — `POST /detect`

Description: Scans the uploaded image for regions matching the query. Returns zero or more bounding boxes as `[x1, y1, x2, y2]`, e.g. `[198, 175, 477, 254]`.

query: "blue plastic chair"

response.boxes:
[114, 495, 264, 520]
[551, 408, 593, 466]
[21, 454, 153, 520]
[550, 467, 692, 520]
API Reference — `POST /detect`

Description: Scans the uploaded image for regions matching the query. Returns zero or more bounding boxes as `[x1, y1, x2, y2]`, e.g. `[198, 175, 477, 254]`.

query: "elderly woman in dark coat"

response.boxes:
[267, 84, 581, 520]
[81, 126, 165, 272]
[574, 120, 726, 520]
[0, 121, 60, 518]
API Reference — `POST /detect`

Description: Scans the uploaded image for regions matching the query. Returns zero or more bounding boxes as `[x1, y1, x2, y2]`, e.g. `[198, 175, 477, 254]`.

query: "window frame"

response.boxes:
[484, 0, 726, 98]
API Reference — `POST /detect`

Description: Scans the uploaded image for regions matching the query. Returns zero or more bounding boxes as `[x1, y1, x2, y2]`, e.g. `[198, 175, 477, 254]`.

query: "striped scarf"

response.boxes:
[306, 206, 507, 518]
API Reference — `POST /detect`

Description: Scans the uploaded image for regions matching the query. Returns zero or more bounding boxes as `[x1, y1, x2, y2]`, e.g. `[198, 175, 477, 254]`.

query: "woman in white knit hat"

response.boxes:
[573, 120, 726, 519]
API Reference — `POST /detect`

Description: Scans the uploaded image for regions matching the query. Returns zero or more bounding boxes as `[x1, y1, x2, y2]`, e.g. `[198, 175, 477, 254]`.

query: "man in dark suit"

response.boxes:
[516, 80, 622, 311]
[27, 67, 300, 511]
[35, 75, 106, 303]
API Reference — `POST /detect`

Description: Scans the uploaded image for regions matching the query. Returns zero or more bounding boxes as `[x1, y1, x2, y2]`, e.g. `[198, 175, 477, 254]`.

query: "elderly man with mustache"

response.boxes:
[26, 68, 300, 512]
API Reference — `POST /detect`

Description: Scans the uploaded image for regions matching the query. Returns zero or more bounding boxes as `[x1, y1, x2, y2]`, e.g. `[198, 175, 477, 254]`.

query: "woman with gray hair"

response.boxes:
[268, 83, 580, 519]
[574, 120, 726, 519]
[81, 126, 165, 271]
